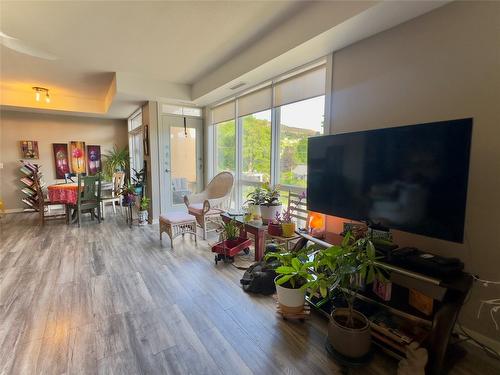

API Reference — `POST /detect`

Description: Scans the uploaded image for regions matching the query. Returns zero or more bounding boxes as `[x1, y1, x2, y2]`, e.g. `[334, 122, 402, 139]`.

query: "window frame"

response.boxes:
[128, 108, 143, 181]
[209, 62, 327, 208]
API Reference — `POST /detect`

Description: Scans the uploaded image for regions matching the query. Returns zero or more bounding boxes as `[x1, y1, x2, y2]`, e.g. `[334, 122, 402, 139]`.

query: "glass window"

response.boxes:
[129, 132, 143, 179]
[239, 109, 271, 204]
[214, 120, 236, 173]
[209, 64, 326, 209]
[278, 95, 325, 188]
[128, 111, 142, 131]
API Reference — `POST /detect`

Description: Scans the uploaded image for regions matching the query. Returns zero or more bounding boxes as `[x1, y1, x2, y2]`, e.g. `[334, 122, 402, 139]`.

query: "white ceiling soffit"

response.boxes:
[193, 0, 452, 107]
[0, 1, 452, 117]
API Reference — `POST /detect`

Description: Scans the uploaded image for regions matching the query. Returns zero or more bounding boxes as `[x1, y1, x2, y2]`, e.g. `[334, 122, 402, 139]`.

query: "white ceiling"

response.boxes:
[0, 1, 450, 118]
[0, 1, 304, 109]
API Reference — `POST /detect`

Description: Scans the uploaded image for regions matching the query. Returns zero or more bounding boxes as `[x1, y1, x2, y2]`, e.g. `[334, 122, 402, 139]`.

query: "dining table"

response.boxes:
[47, 181, 113, 223]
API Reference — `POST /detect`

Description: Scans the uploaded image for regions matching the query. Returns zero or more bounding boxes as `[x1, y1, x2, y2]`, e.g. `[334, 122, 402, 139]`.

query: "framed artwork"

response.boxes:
[87, 145, 102, 175]
[52, 143, 70, 179]
[143, 124, 149, 156]
[70, 141, 86, 173]
[20, 140, 39, 159]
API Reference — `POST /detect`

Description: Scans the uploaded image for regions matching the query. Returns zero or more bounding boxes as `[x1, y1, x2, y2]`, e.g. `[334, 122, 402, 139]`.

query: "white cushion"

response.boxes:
[160, 212, 196, 224]
[188, 203, 222, 216]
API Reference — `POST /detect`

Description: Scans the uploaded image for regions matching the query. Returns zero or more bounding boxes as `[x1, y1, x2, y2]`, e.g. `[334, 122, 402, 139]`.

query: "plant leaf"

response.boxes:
[276, 274, 293, 285]
[291, 258, 301, 271]
[275, 266, 295, 274]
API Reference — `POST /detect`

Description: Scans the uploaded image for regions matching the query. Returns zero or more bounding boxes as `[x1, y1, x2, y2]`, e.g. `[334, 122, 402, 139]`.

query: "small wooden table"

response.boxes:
[221, 212, 267, 261]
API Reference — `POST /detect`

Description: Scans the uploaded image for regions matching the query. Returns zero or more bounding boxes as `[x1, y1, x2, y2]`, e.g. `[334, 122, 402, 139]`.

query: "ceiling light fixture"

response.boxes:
[32, 87, 50, 103]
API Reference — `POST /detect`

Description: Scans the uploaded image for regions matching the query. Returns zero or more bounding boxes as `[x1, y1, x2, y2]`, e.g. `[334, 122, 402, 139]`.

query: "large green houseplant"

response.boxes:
[310, 232, 385, 359]
[102, 145, 129, 181]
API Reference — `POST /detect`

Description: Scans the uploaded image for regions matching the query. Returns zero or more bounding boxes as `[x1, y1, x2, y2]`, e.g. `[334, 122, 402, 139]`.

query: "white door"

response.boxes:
[159, 115, 203, 213]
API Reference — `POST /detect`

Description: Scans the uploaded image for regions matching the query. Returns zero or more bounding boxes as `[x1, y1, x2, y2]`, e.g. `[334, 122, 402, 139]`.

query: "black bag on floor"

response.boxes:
[240, 260, 278, 295]
[240, 244, 281, 295]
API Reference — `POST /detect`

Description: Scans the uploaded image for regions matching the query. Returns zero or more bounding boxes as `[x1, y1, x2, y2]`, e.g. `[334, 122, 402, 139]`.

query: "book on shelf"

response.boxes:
[21, 161, 40, 173]
[22, 198, 38, 209]
[368, 310, 429, 353]
[371, 330, 406, 355]
[21, 187, 36, 197]
[20, 166, 34, 176]
[20, 177, 34, 187]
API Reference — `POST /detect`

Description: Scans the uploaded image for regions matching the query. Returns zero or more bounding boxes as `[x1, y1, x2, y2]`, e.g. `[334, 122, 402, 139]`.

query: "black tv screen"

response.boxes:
[307, 118, 472, 243]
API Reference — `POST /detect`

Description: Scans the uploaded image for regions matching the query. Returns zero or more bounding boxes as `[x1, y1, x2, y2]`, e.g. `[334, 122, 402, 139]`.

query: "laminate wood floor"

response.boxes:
[1, 213, 498, 375]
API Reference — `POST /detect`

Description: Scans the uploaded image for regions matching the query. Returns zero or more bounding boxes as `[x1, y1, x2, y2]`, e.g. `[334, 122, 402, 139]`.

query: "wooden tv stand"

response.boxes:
[299, 232, 472, 375]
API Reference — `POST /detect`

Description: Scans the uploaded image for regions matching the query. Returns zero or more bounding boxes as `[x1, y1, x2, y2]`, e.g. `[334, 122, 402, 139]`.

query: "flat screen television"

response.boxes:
[307, 118, 473, 243]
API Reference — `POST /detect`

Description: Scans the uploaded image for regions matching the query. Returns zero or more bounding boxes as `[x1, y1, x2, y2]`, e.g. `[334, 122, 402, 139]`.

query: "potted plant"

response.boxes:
[260, 183, 281, 224]
[265, 248, 314, 313]
[267, 215, 282, 236]
[309, 232, 385, 359]
[120, 184, 137, 206]
[119, 184, 136, 226]
[132, 168, 146, 196]
[138, 196, 150, 225]
[277, 191, 305, 237]
[244, 187, 265, 223]
[212, 219, 252, 264]
[102, 145, 129, 181]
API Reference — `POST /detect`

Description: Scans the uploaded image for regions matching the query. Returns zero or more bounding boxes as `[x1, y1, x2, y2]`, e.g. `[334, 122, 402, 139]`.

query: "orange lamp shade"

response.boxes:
[308, 211, 325, 230]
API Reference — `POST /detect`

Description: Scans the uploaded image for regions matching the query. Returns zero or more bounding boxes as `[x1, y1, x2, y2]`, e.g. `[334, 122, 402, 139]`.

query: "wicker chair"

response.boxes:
[184, 171, 234, 240]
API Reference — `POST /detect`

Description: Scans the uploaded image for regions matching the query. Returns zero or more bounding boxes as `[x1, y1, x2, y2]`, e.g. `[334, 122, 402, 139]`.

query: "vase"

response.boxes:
[268, 222, 282, 236]
[275, 277, 306, 314]
[138, 210, 148, 225]
[328, 308, 371, 359]
[247, 204, 262, 222]
[281, 222, 296, 237]
[260, 204, 282, 224]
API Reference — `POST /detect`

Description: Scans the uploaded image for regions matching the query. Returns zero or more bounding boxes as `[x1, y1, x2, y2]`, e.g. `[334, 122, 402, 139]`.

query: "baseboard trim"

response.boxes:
[5, 208, 29, 214]
[457, 325, 500, 353]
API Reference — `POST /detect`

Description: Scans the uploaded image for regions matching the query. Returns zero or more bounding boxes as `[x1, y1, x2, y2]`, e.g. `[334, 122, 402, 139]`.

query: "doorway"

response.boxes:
[159, 114, 203, 213]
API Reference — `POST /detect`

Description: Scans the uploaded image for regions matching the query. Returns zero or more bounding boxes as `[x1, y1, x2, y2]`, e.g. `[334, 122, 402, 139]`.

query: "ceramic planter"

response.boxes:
[281, 222, 296, 237]
[247, 204, 262, 222]
[138, 210, 148, 225]
[268, 222, 282, 236]
[328, 308, 371, 359]
[275, 276, 305, 314]
[260, 204, 282, 224]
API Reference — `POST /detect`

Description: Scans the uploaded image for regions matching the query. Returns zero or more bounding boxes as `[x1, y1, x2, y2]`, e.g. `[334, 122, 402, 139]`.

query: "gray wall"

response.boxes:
[326, 1, 500, 342]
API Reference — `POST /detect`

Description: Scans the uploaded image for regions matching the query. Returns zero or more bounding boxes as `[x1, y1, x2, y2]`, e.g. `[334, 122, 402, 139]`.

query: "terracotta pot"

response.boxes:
[268, 222, 282, 236]
[328, 308, 371, 359]
[260, 204, 282, 224]
[281, 222, 296, 237]
[275, 276, 305, 313]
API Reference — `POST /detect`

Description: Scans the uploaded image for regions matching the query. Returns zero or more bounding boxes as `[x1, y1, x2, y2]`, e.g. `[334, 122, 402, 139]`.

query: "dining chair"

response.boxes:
[33, 175, 66, 225]
[101, 171, 125, 218]
[69, 173, 102, 227]
[64, 172, 82, 183]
